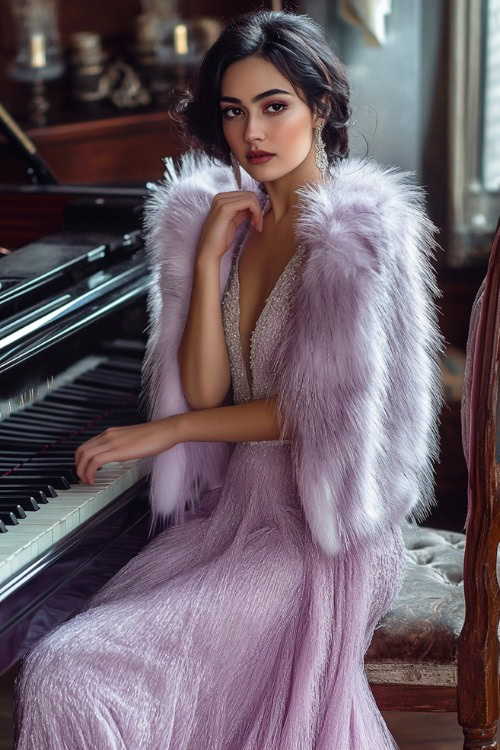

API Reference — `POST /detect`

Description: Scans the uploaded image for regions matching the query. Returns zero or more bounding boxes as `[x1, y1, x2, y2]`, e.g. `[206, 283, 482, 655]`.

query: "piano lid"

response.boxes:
[0, 101, 58, 186]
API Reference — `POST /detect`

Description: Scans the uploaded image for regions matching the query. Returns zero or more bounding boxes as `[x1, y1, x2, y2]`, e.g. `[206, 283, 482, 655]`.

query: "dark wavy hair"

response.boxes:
[170, 10, 351, 169]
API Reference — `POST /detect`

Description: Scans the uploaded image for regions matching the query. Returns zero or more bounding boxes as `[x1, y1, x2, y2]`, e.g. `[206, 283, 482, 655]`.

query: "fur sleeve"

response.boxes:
[274, 160, 446, 556]
[140, 150, 238, 532]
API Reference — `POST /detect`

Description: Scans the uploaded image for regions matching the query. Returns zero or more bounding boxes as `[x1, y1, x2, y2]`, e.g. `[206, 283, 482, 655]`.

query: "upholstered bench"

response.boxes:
[365, 524, 469, 689]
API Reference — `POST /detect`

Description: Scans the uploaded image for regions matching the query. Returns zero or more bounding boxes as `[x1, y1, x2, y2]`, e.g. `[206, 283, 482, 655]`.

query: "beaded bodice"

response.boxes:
[221, 222, 305, 406]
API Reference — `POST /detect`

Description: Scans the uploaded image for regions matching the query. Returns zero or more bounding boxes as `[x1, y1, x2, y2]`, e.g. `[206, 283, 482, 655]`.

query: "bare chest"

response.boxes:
[237, 225, 299, 339]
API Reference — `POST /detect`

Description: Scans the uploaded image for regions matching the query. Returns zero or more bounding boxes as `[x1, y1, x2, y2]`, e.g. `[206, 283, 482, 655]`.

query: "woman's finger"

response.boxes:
[74, 431, 109, 464]
[84, 450, 117, 485]
[220, 196, 263, 231]
[76, 437, 118, 482]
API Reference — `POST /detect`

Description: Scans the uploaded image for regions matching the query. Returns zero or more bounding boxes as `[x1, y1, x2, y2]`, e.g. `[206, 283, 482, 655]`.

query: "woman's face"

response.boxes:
[219, 55, 319, 183]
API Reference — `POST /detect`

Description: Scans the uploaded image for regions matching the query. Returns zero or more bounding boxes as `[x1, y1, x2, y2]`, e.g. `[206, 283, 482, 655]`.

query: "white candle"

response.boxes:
[30, 32, 47, 68]
[174, 24, 188, 55]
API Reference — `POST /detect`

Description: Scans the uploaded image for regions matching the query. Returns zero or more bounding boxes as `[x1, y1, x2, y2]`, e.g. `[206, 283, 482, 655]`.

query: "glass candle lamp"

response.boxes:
[9, 0, 64, 82]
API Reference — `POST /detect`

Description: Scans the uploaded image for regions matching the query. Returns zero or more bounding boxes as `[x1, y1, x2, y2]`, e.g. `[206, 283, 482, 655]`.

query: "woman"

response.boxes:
[13, 10, 444, 749]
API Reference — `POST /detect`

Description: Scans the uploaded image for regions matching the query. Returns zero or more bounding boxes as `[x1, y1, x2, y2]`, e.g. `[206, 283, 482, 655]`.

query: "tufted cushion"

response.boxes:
[364, 524, 477, 687]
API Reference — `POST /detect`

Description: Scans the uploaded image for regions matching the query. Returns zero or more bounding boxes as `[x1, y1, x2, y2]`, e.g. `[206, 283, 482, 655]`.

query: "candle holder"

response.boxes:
[8, 0, 64, 83]
[69, 32, 109, 102]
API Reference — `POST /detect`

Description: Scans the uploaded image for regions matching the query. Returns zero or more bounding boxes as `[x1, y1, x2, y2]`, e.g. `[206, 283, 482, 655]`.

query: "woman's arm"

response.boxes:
[177, 191, 264, 411]
[75, 397, 287, 484]
[177, 253, 231, 410]
[176, 396, 284, 443]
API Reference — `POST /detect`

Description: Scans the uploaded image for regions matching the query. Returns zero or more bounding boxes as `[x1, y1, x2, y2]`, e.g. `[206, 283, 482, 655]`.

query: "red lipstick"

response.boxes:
[247, 150, 275, 164]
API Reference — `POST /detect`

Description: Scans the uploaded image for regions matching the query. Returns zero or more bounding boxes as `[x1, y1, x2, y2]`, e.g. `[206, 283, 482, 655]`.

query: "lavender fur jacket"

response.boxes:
[141, 148, 446, 557]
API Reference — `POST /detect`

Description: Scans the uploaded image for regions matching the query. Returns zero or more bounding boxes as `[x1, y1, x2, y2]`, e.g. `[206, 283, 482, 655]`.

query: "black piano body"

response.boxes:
[0, 111, 160, 675]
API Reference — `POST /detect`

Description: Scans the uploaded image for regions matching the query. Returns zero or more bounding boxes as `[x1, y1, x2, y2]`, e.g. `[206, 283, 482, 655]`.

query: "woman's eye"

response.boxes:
[222, 107, 241, 119]
[266, 102, 287, 114]
[221, 102, 287, 119]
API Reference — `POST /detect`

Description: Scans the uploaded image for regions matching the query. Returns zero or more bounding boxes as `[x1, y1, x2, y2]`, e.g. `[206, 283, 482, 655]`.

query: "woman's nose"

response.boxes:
[244, 114, 265, 143]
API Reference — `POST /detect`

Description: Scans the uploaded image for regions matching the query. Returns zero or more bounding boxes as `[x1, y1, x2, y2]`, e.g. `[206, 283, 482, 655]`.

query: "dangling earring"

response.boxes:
[230, 152, 242, 190]
[314, 122, 328, 180]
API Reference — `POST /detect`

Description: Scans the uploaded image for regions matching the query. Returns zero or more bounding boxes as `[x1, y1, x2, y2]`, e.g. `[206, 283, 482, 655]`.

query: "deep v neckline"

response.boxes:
[235, 221, 302, 397]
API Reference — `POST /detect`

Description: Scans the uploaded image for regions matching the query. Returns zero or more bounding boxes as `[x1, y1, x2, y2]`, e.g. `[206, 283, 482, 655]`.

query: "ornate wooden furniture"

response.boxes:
[364, 220, 500, 748]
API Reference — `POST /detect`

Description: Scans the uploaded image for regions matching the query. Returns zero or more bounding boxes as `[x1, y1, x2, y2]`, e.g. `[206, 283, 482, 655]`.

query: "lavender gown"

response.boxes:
[13, 230, 407, 749]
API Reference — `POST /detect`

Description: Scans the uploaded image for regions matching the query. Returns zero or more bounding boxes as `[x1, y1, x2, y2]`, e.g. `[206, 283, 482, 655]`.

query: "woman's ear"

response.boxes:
[313, 116, 327, 130]
[313, 97, 331, 129]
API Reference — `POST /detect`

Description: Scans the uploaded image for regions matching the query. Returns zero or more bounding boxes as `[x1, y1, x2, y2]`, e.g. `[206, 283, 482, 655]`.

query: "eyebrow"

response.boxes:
[219, 88, 293, 104]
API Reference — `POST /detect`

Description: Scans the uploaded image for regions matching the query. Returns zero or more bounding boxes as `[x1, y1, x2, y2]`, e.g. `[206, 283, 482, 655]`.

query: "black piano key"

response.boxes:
[28, 403, 137, 415]
[0, 436, 59, 446]
[50, 383, 132, 398]
[0, 497, 39, 511]
[0, 512, 18, 525]
[0, 504, 27, 518]
[76, 373, 139, 389]
[97, 356, 143, 373]
[11, 411, 94, 426]
[0, 489, 52, 503]
[20, 466, 76, 475]
[0, 470, 74, 483]
[0, 422, 79, 437]
[51, 396, 136, 409]
[0, 420, 82, 434]
[14, 440, 99, 450]
[42, 393, 110, 406]
[0, 455, 75, 464]
[0, 490, 47, 504]
[0, 429, 114, 444]
[0, 466, 78, 482]
[77, 364, 140, 378]
[17, 469, 77, 483]
[0, 449, 39, 459]
[31, 401, 107, 415]
[0, 458, 75, 467]
[0, 520, 8, 533]
[0, 482, 58, 497]
[54, 385, 132, 399]
[28, 407, 139, 422]
[7, 411, 88, 425]
[97, 359, 143, 374]
[3, 451, 76, 460]
[7, 414, 139, 430]
[0, 474, 71, 490]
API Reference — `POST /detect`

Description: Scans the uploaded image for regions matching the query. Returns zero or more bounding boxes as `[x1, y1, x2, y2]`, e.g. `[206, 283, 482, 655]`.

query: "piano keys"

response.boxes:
[0, 339, 154, 672]
[0, 345, 148, 582]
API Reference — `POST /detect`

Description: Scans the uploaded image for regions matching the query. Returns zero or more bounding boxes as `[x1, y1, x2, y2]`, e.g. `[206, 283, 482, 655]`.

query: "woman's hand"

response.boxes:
[74, 417, 179, 485]
[196, 190, 264, 263]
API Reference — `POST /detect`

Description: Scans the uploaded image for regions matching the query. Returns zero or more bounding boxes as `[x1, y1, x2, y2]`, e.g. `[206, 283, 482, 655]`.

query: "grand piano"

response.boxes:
[0, 103, 158, 675]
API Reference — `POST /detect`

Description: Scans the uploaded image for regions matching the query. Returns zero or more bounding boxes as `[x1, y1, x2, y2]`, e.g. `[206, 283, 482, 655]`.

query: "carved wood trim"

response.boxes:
[457, 224, 500, 733]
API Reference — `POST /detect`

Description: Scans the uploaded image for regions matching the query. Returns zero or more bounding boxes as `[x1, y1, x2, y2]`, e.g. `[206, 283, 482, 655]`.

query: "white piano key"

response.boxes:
[0, 534, 41, 559]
